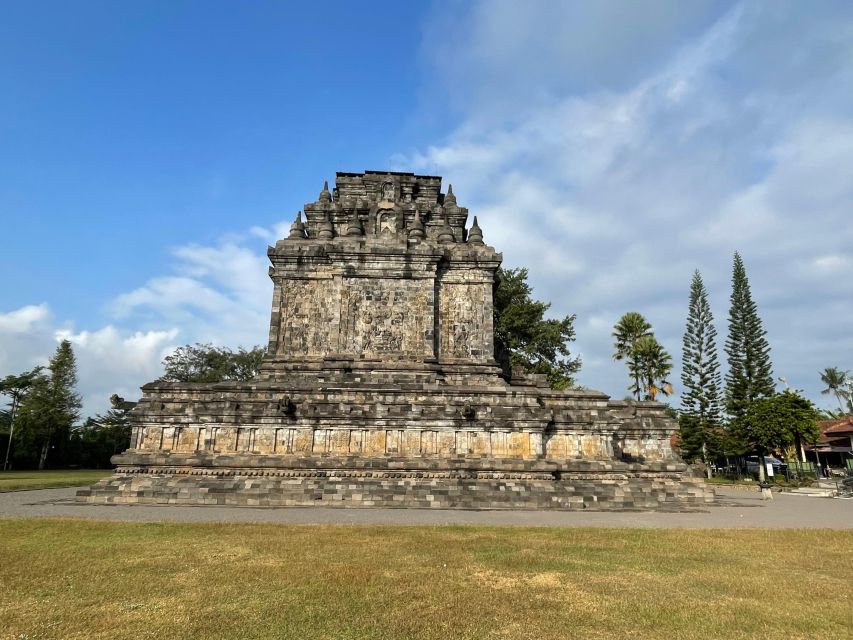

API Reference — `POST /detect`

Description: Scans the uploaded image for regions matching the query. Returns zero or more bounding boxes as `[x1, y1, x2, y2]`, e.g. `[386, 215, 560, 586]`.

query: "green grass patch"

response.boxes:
[0, 520, 851, 639]
[705, 476, 752, 485]
[706, 476, 816, 488]
[0, 469, 112, 492]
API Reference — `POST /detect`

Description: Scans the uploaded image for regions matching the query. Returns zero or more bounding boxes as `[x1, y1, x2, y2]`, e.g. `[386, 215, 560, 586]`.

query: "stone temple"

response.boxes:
[79, 171, 712, 509]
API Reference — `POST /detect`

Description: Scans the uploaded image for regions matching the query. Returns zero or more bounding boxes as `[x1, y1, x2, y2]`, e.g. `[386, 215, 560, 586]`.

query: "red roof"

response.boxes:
[818, 417, 853, 444]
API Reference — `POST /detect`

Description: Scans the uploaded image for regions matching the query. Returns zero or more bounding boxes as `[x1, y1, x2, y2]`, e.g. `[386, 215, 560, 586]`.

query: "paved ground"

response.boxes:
[0, 486, 851, 528]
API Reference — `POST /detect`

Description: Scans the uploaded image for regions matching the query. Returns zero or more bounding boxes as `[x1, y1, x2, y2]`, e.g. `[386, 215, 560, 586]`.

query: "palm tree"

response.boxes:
[820, 367, 850, 413]
[632, 335, 674, 401]
[612, 312, 652, 400]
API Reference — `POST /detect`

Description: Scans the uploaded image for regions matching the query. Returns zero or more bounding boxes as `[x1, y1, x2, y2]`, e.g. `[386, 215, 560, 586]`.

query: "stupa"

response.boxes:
[79, 171, 712, 509]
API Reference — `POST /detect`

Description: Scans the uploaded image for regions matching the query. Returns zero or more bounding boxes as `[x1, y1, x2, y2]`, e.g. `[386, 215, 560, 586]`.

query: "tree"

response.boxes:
[631, 335, 673, 401]
[160, 344, 265, 383]
[94, 394, 133, 456]
[724, 252, 774, 421]
[679, 271, 722, 466]
[741, 390, 820, 457]
[15, 341, 82, 469]
[0, 368, 43, 470]
[230, 347, 266, 381]
[69, 396, 133, 468]
[846, 379, 853, 414]
[612, 312, 653, 400]
[819, 367, 850, 414]
[493, 267, 581, 389]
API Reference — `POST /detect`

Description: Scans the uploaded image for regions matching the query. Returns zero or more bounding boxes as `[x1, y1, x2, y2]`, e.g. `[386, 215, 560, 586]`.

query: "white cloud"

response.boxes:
[0, 304, 55, 377]
[812, 254, 851, 273]
[423, 0, 732, 122]
[109, 235, 277, 349]
[407, 0, 853, 406]
[0, 304, 50, 333]
[0, 305, 179, 418]
[4, 1, 853, 421]
[1, 220, 287, 417]
[54, 326, 179, 417]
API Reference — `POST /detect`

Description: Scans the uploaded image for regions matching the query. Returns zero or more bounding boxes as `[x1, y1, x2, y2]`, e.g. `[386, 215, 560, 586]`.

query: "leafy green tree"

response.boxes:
[160, 344, 265, 383]
[741, 390, 820, 457]
[16, 341, 82, 469]
[679, 271, 722, 465]
[231, 347, 266, 381]
[708, 424, 750, 459]
[93, 396, 133, 455]
[631, 335, 673, 401]
[724, 252, 774, 421]
[493, 267, 581, 389]
[1, 368, 43, 470]
[612, 312, 653, 400]
[69, 397, 133, 468]
[819, 367, 850, 414]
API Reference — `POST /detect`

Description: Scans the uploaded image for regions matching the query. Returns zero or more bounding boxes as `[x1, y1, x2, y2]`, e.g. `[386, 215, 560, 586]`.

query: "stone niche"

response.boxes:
[78, 171, 713, 510]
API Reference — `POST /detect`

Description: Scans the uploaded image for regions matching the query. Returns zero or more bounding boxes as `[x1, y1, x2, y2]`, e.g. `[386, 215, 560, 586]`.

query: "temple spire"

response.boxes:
[319, 180, 332, 203]
[288, 211, 306, 239]
[467, 216, 484, 246]
[444, 183, 457, 206]
[318, 210, 335, 240]
[346, 208, 364, 237]
[408, 207, 425, 241]
[437, 211, 455, 244]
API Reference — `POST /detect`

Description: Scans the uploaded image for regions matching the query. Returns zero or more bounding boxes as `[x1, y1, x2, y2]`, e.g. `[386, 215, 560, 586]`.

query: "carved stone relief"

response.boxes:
[376, 209, 400, 236]
[278, 280, 337, 357]
[439, 283, 486, 359]
[339, 279, 431, 357]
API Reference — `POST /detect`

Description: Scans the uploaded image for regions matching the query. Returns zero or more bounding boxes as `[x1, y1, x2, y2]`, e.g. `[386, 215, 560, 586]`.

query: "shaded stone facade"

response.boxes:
[79, 171, 712, 509]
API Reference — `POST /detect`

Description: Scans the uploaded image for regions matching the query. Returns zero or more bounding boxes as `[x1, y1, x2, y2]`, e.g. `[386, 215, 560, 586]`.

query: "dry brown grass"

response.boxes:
[0, 520, 851, 639]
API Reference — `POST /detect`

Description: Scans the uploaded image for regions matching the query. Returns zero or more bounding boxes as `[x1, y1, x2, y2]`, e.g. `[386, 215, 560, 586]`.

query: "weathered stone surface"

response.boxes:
[80, 171, 713, 509]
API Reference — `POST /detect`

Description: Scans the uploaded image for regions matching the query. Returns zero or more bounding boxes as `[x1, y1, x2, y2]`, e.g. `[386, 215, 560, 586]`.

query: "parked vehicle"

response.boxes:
[745, 456, 787, 478]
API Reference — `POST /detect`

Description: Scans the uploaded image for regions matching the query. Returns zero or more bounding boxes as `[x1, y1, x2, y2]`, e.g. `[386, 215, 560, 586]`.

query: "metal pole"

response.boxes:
[3, 395, 19, 471]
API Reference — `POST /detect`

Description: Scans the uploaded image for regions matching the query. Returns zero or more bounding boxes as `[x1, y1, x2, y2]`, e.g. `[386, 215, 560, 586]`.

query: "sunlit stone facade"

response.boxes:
[79, 171, 712, 509]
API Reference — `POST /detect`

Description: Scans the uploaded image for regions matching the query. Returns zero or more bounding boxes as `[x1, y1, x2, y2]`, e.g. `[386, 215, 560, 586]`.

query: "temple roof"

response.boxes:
[338, 170, 441, 179]
[329, 171, 448, 208]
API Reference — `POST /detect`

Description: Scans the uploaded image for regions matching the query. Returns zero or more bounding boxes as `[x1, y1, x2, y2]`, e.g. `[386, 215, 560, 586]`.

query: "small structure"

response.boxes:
[808, 418, 853, 473]
[79, 171, 713, 509]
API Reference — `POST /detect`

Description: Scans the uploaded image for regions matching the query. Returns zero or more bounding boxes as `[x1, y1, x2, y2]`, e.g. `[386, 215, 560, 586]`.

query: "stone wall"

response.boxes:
[266, 244, 498, 367]
[78, 456, 712, 510]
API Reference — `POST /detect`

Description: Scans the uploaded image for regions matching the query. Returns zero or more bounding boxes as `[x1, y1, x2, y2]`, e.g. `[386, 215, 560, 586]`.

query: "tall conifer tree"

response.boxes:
[724, 252, 774, 422]
[16, 340, 82, 468]
[680, 270, 722, 463]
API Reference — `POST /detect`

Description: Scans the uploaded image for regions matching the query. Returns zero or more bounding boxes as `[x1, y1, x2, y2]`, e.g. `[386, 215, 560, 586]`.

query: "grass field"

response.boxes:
[1, 520, 851, 639]
[0, 469, 112, 492]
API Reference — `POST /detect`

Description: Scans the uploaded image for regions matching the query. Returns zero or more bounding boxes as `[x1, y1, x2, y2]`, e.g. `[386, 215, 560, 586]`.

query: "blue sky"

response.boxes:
[1, 0, 852, 416]
[1, 1, 436, 316]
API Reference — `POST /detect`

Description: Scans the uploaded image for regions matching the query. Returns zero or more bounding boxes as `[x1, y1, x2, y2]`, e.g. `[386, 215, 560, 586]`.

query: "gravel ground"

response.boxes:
[1, 486, 851, 528]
